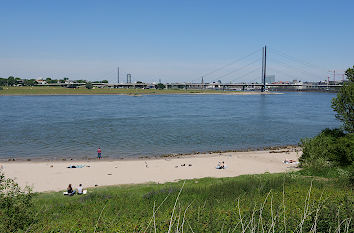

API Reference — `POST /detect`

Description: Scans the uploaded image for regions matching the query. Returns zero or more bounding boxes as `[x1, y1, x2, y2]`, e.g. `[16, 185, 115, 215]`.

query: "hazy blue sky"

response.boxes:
[0, 0, 353, 83]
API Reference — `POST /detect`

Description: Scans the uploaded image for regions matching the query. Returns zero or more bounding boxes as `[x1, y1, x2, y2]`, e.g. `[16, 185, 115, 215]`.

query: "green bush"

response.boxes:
[0, 172, 34, 232]
[156, 83, 166, 89]
[85, 82, 93, 89]
[300, 128, 353, 167]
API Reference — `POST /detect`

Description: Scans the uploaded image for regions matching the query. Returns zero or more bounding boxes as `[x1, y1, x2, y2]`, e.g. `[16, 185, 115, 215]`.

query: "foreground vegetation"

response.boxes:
[300, 66, 353, 182]
[300, 128, 353, 181]
[1, 172, 353, 232]
[0, 86, 235, 95]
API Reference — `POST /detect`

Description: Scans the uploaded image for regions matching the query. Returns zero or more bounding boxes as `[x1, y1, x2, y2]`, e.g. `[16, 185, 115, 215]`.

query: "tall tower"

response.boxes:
[127, 74, 132, 83]
[117, 67, 120, 83]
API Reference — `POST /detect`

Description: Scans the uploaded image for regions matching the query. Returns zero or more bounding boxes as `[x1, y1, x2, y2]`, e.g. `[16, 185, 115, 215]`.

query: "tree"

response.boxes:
[0, 78, 7, 86]
[331, 66, 354, 133]
[156, 83, 166, 90]
[7, 76, 15, 86]
[345, 66, 354, 82]
[102, 80, 108, 83]
[86, 82, 93, 89]
[23, 79, 37, 86]
[76, 80, 86, 83]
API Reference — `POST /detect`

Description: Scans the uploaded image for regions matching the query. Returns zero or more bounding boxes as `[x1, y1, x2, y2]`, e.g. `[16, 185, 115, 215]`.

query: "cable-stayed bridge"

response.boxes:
[100, 46, 344, 91]
[38, 46, 345, 91]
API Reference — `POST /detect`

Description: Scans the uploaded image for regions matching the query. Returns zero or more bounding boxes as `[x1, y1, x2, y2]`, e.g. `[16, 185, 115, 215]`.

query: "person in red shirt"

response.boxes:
[97, 147, 102, 159]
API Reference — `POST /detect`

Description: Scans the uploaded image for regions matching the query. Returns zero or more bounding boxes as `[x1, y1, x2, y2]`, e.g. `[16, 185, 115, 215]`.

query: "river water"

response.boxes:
[0, 92, 340, 159]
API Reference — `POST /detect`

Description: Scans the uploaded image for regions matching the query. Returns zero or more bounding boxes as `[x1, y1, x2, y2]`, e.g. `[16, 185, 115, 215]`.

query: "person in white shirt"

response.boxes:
[77, 184, 83, 195]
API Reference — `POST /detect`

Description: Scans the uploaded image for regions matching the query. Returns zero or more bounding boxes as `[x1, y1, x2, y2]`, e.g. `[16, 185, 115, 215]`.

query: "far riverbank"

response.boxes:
[0, 86, 281, 96]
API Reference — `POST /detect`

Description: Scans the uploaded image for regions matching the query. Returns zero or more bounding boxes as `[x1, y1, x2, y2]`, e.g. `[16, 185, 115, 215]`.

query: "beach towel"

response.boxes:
[67, 165, 85, 168]
[63, 190, 87, 195]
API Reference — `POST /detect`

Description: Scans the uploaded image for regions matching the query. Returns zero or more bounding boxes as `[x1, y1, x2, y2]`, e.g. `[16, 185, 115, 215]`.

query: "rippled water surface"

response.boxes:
[0, 92, 339, 159]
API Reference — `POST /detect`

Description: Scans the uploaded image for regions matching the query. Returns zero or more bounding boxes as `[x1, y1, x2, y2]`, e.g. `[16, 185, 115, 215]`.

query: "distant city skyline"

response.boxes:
[1, 0, 353, 83]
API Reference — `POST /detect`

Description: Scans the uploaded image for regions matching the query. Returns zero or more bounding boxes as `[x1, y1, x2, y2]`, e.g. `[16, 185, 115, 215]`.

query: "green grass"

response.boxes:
[0, 86, 234, 95]
[21, 173, 353, 232]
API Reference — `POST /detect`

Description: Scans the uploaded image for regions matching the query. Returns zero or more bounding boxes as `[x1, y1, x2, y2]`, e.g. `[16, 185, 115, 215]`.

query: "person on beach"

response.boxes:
[67, 184, 76, 196]
[216, 161, 225, 169]
[77, 184, 83, 195]
[97, 147, 102, 159]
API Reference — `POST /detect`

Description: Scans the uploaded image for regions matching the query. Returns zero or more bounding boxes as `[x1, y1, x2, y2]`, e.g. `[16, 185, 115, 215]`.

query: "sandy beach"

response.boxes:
[1, 148, 301, 193]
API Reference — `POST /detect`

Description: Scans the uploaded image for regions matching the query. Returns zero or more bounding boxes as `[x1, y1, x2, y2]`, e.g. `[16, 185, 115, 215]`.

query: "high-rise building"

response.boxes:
[127, 74, 132, 83]
[265, 75, 275, 84]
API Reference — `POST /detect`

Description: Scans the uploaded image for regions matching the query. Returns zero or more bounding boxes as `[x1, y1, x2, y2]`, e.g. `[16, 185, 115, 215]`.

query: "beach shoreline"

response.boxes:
[0, 144, 299, 163]
[1, 147, 301, 193]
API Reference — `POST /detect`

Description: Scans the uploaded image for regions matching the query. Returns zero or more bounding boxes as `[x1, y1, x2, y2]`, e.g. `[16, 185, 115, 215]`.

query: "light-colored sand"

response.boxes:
[1, 149, 300, 193]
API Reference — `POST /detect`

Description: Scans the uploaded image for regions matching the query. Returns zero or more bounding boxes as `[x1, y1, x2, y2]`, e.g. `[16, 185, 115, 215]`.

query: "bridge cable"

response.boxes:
[200, 47, 262, 79]
[268, 57, 325, 80]
[228, 66, 262, 83]
[211, 57, 262, 82]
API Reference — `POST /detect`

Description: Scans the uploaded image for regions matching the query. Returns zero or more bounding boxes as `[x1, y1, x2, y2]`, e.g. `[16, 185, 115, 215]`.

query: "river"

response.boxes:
[0, 92, 340, 159]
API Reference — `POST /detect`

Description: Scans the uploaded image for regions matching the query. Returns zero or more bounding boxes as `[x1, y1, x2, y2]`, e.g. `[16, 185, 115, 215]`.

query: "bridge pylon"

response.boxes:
[261, 45, 267, 92]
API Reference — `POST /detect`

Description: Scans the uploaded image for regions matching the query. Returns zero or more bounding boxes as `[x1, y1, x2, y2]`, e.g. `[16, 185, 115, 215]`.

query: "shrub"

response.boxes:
[156, 83, 165, 89]
[0, 171, 34, 232]
[85, 82, 93, 89]
[300, 128, 354, 167]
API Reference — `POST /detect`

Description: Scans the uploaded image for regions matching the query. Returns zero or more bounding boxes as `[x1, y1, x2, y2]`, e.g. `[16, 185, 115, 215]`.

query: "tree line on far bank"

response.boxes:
[0, 76, 109, 87]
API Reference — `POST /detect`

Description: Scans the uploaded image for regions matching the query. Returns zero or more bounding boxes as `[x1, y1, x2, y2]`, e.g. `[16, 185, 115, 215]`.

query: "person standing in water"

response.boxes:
[97, 147, 102, 159]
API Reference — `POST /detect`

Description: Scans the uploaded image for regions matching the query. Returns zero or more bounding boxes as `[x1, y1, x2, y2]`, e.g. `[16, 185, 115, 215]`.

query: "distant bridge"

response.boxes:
[35, 46, 346, 92]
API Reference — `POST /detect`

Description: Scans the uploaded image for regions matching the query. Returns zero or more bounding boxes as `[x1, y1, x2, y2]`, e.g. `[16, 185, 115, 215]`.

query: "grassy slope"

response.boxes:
[27, 173, 352, 232]
[0, 86, 230, 95]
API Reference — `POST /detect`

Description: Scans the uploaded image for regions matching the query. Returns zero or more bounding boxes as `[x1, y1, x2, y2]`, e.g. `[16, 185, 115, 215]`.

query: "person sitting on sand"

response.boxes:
[67, 184, 76, 196]
[216, 161, 220, 168]
[77, 184, 83, 195]
[283, 159, 297, 164]
[221, 161, 225, 169]
[216, 161, 222, 169]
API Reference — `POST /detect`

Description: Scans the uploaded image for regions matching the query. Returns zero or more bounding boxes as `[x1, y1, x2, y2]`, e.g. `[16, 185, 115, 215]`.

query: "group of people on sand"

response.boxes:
[65, 147, 102, 196]
[216, 161, 225, 169]
[66, 184, 84, 196]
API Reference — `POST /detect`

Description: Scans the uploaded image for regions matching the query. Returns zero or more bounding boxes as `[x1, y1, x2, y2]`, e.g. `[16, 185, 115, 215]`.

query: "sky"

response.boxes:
[0, 0, 353, 83]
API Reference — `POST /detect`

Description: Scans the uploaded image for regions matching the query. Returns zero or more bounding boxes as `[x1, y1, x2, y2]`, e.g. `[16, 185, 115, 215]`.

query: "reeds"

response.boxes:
[143, 179, 352, 232]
